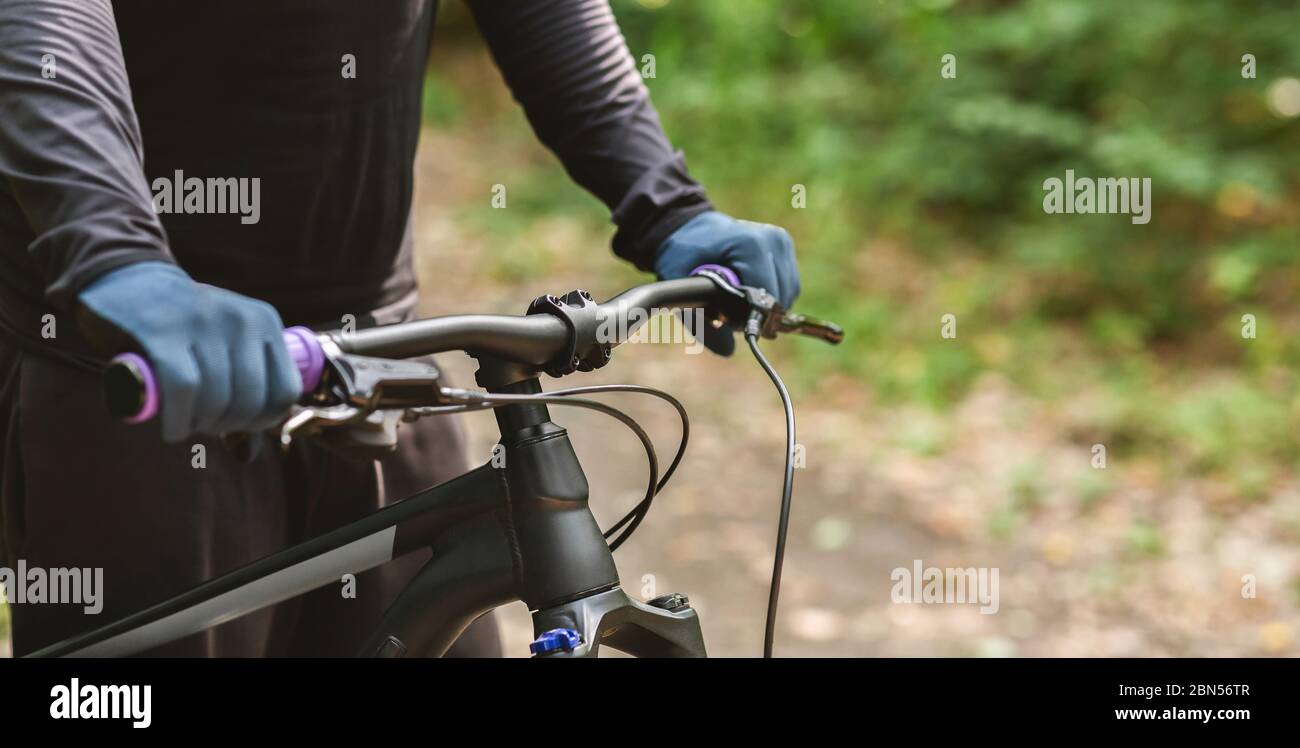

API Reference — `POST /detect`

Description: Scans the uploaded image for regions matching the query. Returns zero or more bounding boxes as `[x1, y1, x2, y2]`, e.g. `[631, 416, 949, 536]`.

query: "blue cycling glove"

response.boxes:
[654, 211, 801, 356]
[77, 261, 301, 442]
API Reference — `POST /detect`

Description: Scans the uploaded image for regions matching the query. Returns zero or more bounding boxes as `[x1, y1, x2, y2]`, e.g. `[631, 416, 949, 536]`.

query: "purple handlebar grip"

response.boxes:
[112, 328, 326, 423]
[690, 263, 740, 288]
[282, 326, 326, 393]
[112, 353, 159, 424]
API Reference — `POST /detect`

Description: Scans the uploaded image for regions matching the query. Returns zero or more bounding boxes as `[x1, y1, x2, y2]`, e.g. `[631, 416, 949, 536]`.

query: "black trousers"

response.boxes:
[0, 342, 500, 657]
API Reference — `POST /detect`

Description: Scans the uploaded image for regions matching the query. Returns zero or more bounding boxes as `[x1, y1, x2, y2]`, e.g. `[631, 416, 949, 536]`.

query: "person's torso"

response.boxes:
[0, 1, 438, 339]
[116, 0, 439, 324]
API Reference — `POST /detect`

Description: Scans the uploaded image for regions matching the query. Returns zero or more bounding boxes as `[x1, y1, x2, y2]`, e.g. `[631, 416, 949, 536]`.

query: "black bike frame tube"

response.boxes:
[488, 378, 622, 609]
[358, 388, 624, 656]
[28, 464, 507, 658]
[358, 516, 519, 657]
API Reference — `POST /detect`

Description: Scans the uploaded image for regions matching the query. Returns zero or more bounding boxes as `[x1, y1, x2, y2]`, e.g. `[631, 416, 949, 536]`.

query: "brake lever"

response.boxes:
[325, 353, 449, 410]
[694, 269, 843, 344]
[278, 403, 366, 449]
[274, 347, 451, 455]
[776, 312, 844, 345]
[692, 268, 783, 338]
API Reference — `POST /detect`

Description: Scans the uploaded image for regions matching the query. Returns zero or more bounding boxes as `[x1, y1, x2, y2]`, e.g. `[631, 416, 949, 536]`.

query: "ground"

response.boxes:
[409, 126, 1300, 658]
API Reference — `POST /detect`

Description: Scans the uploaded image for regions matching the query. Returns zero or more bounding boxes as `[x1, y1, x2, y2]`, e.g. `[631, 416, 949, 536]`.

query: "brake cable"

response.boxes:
[744, 310, 798, 659]
[408, 383, 689, 550]
[418, 388, 665, 552]
[552, 385, 689, 549]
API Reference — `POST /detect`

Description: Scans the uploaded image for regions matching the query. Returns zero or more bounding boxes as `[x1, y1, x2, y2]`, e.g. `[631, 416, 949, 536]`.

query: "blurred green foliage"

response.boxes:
[426, 0, 1300, 482]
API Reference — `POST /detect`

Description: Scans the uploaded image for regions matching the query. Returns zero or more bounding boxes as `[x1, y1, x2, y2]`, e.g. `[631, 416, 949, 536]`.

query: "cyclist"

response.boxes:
[0, 0, 800, 656]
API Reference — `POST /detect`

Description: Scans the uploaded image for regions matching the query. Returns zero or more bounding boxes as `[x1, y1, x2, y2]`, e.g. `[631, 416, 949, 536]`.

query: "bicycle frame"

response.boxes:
[31, 359, 707, 659]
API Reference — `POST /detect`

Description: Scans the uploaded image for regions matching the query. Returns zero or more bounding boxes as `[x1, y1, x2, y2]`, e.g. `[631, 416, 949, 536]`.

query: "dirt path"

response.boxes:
[411, 129, 1300, 657]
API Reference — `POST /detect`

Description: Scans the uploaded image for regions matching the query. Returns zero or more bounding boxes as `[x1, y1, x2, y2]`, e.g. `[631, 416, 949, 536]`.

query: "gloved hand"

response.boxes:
[654, 210, 801, 356]
[77, 261, 301, 442]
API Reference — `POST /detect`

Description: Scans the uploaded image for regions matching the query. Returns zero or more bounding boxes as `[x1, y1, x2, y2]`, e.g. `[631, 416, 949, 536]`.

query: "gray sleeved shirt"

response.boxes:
[0, 0, 710, 348]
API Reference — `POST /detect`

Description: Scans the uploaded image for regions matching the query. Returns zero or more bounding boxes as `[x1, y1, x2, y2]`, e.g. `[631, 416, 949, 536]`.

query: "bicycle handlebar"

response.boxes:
[330, 275, 722, 362]
[104, 268, 840, 424]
